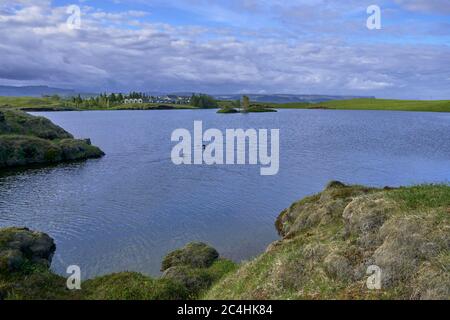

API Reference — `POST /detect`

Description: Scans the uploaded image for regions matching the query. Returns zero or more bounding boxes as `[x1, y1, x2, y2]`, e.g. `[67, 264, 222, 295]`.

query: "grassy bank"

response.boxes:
[205, 182, 450, 300]
[270, 98, 450, 113]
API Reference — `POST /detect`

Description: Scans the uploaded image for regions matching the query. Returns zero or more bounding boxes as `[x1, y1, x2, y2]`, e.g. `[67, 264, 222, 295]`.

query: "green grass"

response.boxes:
[387, 184, 450, 210]
[82, 272, 189, 300]
[271, 99, 450, 112]
[0, 96, 75, 110]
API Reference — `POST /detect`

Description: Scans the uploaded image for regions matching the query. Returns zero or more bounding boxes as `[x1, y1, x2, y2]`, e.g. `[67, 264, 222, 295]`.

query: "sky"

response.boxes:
[0, 0, 449, 99]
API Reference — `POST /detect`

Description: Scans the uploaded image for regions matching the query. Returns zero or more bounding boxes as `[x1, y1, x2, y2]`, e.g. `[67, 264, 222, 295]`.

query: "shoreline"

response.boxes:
[1, 181, 448, 300]
[1, 97, 450, 113]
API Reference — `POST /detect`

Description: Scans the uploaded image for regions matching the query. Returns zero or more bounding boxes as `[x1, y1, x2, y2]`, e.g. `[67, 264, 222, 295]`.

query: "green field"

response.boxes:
[0, 96, 74, 110]
[270, 98, 450, 113]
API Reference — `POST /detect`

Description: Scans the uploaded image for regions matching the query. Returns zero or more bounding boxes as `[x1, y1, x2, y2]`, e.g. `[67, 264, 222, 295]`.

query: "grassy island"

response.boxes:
[1, 182, 448, 300]
[217, 104, 277, 114]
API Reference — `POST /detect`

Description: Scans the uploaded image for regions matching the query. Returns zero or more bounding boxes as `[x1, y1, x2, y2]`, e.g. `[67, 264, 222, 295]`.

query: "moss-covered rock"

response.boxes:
[57, 138, 104, 161]
[0, 227, 55, 274]
[0, 135, 104, 168]
[0, 109, 104, 169]
[162, 259, 237, 298]
[161, 242, 219, 271]
[0, 228, 234, 300]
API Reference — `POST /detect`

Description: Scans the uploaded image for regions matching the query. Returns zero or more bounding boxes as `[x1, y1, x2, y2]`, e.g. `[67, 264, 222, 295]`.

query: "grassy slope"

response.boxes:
[205, 183, 450, 300]
[0, 96, 75, 110]
[0, 255, 236, 300]
[270, 99, 450, 112]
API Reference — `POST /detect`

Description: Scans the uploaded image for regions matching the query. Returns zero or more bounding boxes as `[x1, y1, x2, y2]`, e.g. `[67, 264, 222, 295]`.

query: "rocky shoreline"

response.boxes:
[0, 182, 449, 300]
[0, 227, 235, 300]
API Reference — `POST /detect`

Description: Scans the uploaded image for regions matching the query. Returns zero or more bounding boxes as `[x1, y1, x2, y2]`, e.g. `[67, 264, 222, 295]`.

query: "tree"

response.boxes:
[242, 95, 250, 112]
[190, 94, 218, 108]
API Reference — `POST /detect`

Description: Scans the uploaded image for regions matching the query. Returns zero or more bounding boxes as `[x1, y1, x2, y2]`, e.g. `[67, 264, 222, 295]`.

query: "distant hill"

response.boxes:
[212, 94, 375, 103]
[0, 85, 77, 97]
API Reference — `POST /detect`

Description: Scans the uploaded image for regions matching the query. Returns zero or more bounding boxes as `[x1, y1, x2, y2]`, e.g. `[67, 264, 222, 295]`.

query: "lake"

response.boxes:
[0, 109, 449, 278]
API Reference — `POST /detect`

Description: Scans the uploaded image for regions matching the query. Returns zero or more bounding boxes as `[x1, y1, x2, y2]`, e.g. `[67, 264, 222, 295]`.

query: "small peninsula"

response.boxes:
[0, 109, 104, 169]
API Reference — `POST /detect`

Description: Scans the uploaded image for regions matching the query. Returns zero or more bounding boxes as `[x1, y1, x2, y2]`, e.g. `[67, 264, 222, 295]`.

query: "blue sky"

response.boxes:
[0, 0, 449, 98]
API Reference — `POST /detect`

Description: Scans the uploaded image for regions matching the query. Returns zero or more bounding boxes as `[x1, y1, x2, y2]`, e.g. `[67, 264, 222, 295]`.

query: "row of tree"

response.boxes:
[69, 92, 221, 109]
[70, 92, 156, 108]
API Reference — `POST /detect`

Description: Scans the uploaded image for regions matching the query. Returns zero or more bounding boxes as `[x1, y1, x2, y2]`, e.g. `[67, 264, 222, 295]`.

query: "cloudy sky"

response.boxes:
[0, 0, 449, 98]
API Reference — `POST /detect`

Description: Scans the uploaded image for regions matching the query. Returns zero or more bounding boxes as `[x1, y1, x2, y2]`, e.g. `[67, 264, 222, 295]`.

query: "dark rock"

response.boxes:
[0, 227, 56, 273]
[161, 242, 219, 271]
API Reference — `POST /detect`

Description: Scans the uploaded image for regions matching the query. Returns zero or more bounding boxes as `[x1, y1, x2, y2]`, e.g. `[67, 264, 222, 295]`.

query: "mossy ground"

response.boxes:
[0, 238, 236, 300]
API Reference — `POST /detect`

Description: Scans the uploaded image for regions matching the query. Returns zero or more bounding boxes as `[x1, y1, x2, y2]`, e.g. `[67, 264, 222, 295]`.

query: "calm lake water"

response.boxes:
[1, 109, 449, 278]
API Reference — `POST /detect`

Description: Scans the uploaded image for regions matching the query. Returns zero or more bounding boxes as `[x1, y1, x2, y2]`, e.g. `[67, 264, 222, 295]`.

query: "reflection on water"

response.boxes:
[0, 109, 449, 278]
